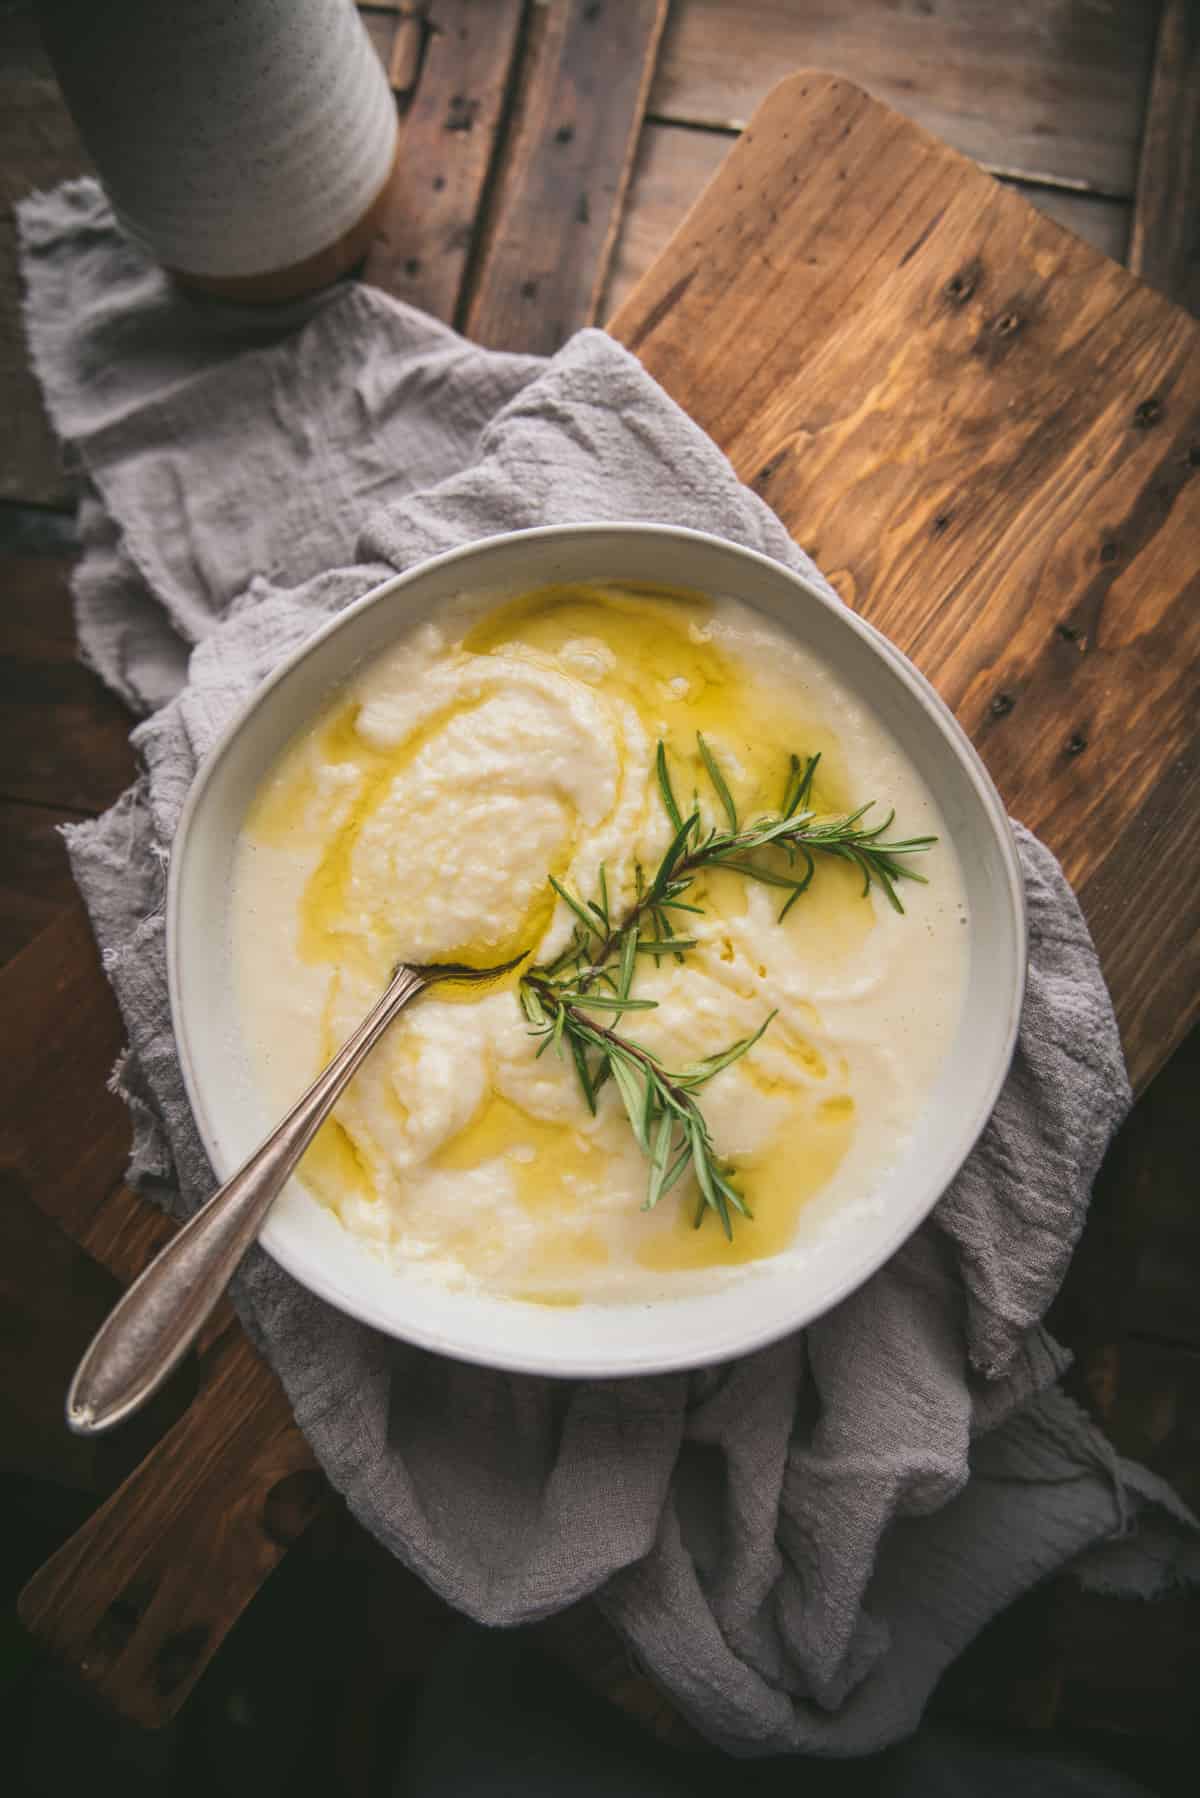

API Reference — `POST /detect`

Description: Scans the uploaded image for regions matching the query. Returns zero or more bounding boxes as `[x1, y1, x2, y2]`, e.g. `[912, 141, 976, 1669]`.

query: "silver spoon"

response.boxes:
[66, 954, 524, 1436]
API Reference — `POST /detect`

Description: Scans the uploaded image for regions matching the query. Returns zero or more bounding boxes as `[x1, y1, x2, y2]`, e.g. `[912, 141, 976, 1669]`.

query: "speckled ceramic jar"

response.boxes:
[37, 0, 398, 301]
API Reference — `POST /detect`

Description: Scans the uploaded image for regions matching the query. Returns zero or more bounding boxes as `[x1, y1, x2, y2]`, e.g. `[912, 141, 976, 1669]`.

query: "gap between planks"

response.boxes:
[603, 116, 1131, 323]
[459, 0, 670, 353]
[647, 0, 1160, 199]
[1129, 0, 1200, 316]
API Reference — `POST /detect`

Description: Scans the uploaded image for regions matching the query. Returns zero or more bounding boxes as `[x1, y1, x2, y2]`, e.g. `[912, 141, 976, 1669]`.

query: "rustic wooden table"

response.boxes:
[3, 0, 1199, 1769]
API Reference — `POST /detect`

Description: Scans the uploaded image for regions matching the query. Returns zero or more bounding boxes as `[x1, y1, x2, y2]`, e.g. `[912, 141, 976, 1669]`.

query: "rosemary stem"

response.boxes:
[525, 975, 693, 1111]
[570, 825, 802, 983]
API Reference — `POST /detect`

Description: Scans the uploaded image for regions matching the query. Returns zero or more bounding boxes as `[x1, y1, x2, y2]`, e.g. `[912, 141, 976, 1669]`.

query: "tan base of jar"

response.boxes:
[165, 141, 399, 306]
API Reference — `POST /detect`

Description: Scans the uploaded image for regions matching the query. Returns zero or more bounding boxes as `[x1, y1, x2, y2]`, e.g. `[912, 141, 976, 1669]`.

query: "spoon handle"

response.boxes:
[66, 963, 428, 1436]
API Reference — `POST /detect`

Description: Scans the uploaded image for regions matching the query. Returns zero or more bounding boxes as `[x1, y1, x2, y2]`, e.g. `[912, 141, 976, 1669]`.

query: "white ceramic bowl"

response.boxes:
[169, 525, 1025, 1377]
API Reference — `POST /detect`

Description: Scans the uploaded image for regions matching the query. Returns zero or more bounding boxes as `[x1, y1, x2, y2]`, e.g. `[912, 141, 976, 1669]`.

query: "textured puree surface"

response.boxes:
[233, 583, 966, 1303]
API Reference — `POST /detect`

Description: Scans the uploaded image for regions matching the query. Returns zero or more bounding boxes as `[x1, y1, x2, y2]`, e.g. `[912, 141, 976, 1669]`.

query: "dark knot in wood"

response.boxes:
[754, 453, 785, 488]
[262, 1468, 327, 1547]
[92, 1581, 154, 1659]
[154, 1625, 210, 1699]
[445, 94, 479, 133]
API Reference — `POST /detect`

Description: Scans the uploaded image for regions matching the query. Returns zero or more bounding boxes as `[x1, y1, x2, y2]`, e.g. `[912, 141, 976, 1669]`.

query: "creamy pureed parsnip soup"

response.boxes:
[233, 583, 967, 1304]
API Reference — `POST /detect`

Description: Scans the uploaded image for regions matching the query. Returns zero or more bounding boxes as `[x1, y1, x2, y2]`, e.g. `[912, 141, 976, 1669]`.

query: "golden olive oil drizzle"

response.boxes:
[634, 1090, 857, 1274]
[430, 1090, 606, 1216]
[463, 582, 852, 819]
[246, 582, 870, 1288]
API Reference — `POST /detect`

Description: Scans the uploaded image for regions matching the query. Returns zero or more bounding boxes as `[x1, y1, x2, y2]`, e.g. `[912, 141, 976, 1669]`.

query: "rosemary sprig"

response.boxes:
[521, 971, 774, 1238]
[652, 734, 938, 921]
[517, 737, 936, 1235]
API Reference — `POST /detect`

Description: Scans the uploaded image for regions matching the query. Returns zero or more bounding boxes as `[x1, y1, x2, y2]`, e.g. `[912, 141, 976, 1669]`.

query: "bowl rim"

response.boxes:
[168, 522, 1027, 1375]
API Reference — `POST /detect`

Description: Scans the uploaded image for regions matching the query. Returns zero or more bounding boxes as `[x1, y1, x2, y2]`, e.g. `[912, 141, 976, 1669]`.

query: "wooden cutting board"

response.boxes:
[611, 73, 1200, 1095]
[15, 73, 1200, 1731]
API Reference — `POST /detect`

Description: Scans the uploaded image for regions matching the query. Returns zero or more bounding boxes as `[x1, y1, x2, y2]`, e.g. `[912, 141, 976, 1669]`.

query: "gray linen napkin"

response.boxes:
[19, 180, 1199, 1757]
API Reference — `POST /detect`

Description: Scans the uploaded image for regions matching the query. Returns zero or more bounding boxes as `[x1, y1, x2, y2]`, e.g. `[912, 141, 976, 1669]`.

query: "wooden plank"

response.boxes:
[651, 0, 1159, 196]
[609, 74, 1200, 1095]
[0, 903, 131, 1241]
[603, 121, 1130, 324]
[1079, 1338, 1200, 1516]
[18, 1325, 326, 1729]
[1039, 1584, 1200, 1743]
[538, 1603, 705, 1749]
[1120, 1025, 1200, 1348]
[0, 906, 193, 1470]
[1130, 0, 1200, 315]
[463, 0, 669, 353]
[1052, 1024, 1200, 1354]
[0, 1169, 195, 1495]
[0, 797, 81, 965]
[0, 1183, 117, 1492]
[936, 1321, 1200, 1738]
[1021, 182, 1130, 266]
[0, 895, 248, 1306]
[1, 901, 335, 1725]
[935, 1574, 1200, 1741]
[0, 553, 137, 812]
[0, 12, 91, 507]
[363, 0, 526, 323]
[600, 122, 732, 322]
